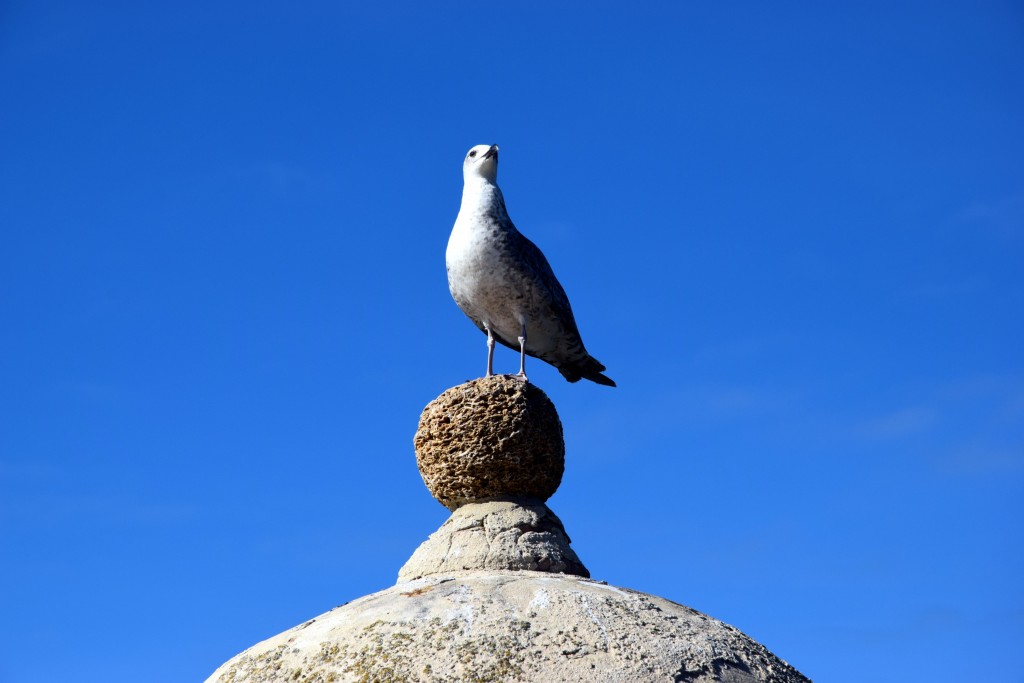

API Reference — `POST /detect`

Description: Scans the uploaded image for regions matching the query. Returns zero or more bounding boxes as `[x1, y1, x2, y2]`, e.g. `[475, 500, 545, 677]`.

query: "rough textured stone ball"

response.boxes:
[414, 375, 565, 510]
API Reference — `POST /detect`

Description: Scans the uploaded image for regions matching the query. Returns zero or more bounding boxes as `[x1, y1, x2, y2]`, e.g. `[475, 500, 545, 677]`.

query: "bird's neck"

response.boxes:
[460, 177, 502, 214]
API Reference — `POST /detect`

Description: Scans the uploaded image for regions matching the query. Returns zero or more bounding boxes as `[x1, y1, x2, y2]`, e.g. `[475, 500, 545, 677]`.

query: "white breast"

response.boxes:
[446, 185, 524, 340]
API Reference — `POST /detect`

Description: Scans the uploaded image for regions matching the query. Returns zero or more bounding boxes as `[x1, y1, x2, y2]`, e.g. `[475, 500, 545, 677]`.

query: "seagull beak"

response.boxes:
[483, 145, 498, 160]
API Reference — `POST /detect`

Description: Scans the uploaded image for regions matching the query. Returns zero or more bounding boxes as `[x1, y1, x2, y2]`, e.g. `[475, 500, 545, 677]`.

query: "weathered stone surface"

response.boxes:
[398, 498, 589, 581]
[206, 380, 813, 682]
[206, 572, 811, 683]
[415, 376, 564, 509]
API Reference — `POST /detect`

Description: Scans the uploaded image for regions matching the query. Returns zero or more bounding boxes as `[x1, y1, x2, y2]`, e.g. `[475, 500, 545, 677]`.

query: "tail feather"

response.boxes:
[558, 357, 616, 387]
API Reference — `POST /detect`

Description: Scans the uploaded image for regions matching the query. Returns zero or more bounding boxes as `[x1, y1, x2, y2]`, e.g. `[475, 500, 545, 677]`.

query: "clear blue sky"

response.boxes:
[1, 2, 1021, 681]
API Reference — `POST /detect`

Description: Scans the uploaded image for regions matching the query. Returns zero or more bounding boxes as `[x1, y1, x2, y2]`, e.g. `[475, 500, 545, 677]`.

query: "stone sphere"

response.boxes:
[414, 375, 564, 509]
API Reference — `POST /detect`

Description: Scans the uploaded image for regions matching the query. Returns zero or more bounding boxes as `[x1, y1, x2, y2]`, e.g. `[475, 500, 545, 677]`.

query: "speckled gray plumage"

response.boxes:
[446, 144, 614, 386]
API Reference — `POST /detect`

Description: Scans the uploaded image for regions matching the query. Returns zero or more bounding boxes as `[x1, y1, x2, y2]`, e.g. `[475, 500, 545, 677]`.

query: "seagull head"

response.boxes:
[463, 144, 499, 183]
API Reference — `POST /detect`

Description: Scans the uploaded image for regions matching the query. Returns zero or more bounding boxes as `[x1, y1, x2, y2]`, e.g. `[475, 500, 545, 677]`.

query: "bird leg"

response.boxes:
[517, 322, 528, 379]
[485, 325, 495, 377]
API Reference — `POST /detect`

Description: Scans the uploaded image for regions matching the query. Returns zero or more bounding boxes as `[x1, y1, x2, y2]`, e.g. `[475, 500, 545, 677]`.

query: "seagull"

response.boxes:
[446, 144, 615, 387]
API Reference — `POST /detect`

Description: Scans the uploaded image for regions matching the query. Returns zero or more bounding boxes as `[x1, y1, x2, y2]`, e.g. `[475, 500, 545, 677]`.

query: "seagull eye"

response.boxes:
[468, 150, 477, 158]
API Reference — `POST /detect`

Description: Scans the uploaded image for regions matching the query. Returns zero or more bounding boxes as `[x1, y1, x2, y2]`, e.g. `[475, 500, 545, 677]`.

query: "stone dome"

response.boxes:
[206, 572, 807, 683]
[205, 376, 811, 683]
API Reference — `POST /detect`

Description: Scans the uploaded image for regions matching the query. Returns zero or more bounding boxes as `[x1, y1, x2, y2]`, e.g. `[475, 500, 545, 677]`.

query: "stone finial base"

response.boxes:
[408, 376, 588, 578]
[398, 498, 589, 582]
